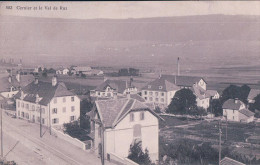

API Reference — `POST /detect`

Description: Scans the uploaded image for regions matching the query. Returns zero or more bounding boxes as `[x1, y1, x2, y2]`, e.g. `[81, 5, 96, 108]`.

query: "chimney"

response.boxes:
[8, 75, 12, 83]
[34, 76, 39, 84]
[16, 72, 21, 82]
[130, 77, 133, 87]
[177, 57, 180, 76]
[52, 75, 57, 86]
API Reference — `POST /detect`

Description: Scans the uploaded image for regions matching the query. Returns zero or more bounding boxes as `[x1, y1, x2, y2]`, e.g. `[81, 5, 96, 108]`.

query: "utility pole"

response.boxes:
[225, 117, 228, 141]
[219, 120, 222, 165]
[1, 103, 3, 158]
[101, 124, 105, 165]
[49, 104, 51, 135]
[40, 105, 42, 138]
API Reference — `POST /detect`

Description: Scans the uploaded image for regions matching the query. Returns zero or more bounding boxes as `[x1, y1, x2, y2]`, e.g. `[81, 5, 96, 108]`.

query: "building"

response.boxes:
[220, 157, 245, 165]
[87, 98, 162, 163]
[72, 66, 92, 74]
[141, 75, 207, 109]
[15, 76, 80, 127]
[0, 73, 34, 99]
[192, 84, 211, 110]
[206, 90, 220, 99]
[90, 79, 138, 98]
[222, 99, 254, 123]
[247, 89, 260, 103]
[83, 69, 104, 76]
[56, 68, 69, 75]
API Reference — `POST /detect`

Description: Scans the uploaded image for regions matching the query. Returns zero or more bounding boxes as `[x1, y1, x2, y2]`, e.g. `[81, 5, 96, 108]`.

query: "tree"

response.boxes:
[63, 120, 82, 138]
[118, 68, 129, 76]
[249, 94, 260, 115]
[221, 85, 250, 104]
[210, 99, 223, 117]
[47, 68, 56, 74]
[80, 98, 93, 130]
[166, 88, 197, 115]
[128, 141, 152, 165]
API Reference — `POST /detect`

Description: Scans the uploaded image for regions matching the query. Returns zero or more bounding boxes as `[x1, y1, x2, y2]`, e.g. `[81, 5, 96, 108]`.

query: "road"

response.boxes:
[1, 110, 114, 165]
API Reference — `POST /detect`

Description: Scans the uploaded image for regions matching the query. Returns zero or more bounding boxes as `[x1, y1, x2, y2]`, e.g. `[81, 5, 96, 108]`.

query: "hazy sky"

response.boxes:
[1, 1, 260, 19]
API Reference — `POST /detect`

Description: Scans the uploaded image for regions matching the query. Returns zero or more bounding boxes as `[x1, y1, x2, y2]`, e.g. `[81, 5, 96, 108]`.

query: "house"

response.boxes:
[206, 90, 220, 99]
[56, 68, 69, 75]
[141, 75, 207, 109]
[0, 73, 34, 99]
[222, 99, 254, 123]
[83, 69, 104, 76]
[192, 84, 211, 110]
[87, 98, 162, 163]
[72, 66, 92, 74]
[220, 157, 245, 165]
[247, 89, 260, 103]
[15, 76, 80, 127]
[90, 79, 138, 98]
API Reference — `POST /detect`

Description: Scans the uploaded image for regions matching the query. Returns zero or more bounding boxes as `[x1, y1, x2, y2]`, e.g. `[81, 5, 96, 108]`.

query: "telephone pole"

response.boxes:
[40, 105, 42, 138]
[219, 120, 222, 165]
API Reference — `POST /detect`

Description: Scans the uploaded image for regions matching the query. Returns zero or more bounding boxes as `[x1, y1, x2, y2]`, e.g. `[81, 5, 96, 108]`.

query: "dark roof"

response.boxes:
[95, 79, 134, 94]
[142, 75, 204, 91]
[239, 109, 255, 117]
[222, 99, 245, 110]
[16, 81, 75, 106]
[192, 85, 211, 100]
[220, 157, 245, 165]
[0, 74, 34, 92]
[248, 89, 260, 100]
[94, 98, 162, 128]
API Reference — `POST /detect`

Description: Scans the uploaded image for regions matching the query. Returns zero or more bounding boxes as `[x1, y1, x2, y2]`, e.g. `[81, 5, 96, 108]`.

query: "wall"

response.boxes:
[224, 109, 239, 122]
[105, 110, 159, 163]
[198, 79, 207, 90]
[49, 95, 80, 126]
[197, 98, 210, 110]
[51, 127, 86, 150]
[238, 113, 254, 123]
[1, 90, 18, 98]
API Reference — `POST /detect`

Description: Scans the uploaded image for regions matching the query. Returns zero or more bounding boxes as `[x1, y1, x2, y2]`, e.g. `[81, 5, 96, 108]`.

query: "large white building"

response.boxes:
[15, 76, 80, 127]
[141, 75, 212, 109]
[222, 99, 254, 123]
[87, 98, 162, 163]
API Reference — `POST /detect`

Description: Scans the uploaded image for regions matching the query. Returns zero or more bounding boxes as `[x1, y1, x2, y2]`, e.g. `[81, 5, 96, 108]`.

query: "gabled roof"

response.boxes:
[15, 81, 75, 106]
[239, 109, 255, 117]
[206, 90, 219, 97]
[0, 74, 34, 92]
[222, 99, 245, 110]
[142, 75, 204, 92]
[248, 89, 260, 100]
[95, 80, 134, 94]
[94, 98, 162, 128]
[192, 85, 211, 100]
[220, 157, 245, 165]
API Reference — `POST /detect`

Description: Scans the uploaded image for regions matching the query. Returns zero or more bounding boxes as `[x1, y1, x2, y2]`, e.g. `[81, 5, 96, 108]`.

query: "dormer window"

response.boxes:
[148, 85, 151, 89]
[159, 86, 163, 89]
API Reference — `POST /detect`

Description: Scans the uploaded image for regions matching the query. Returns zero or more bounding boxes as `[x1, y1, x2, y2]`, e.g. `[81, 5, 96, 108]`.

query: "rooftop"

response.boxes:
[222, 99, 245, 110]
[220, 157, 245, 165]
[248, 89, 260, 100]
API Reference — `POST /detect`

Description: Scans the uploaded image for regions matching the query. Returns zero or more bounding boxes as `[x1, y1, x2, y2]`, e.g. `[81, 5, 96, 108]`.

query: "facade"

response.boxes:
[222, 99, 254, 123]
[87, 98, 162, 163]
[247, 89, 260, 103]
[141, 75, 207, 109]
[90, 79, 138, 98]
[72, 66, 92, 74]
[56, 68, 69, 75]
[15, 76, 80, 127]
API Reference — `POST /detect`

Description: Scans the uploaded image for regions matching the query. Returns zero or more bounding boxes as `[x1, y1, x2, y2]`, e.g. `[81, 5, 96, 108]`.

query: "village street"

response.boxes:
[1, 111, 114, 165]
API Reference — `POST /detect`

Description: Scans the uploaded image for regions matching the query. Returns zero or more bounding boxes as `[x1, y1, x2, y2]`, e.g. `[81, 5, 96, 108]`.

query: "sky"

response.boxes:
[0, 1, 260, 19]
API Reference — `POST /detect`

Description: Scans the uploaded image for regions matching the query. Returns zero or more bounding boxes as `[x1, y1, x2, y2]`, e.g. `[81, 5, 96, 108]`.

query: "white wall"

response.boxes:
[49, 95, 80, 126]
[1, 90, 18, 98]
[224, 109, 239, 122]
[197, 98, 210, 110]
[198, 79, 207, 90]
[104, 110, 159, 163]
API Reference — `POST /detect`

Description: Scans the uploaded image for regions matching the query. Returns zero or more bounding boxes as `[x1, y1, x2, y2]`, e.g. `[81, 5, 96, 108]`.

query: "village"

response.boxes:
[0, 57, 259, 165]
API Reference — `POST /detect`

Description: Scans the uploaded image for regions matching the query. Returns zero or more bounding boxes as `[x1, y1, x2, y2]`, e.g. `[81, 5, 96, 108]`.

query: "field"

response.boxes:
[159, 115, 260, 160]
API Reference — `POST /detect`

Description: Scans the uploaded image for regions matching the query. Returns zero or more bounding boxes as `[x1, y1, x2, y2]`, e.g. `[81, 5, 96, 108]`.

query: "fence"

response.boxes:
[51, 127, 88, 150]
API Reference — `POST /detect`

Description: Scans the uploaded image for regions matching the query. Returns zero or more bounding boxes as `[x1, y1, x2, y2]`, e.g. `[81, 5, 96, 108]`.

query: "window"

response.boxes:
[21, 112, 24, 117]
[130, 113, 135, 122]
[63, 97, 66, 102]
[155, 98, 159, 102]
[70, 116, 76, 121]
[52, 118, 59, 124]
[161, 98, 164, 102]
[161, 92, 164, 96]
[71, 96, 74, 102]
[63, 107, 66, 113]
[144, 91, 147, 95]
[98, 127, 101, 138]
[140, 112, 145, 120]
[149, 97, 153, 101]
[53, 98, 57, 104]
[17, 101, 20, 108]
[159, 86, 163, 89]
[71, 106, 75, 112]
[41, 108, 45, 114]
[149, 92, 153, 96]
[32, 105, 35, 111]
[26, 104, 29, 109]
[42, 118, 45, 124]
[52, 108, 57, 114]
[98, 92, 100, 96]
[144, 97, 147, 100]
